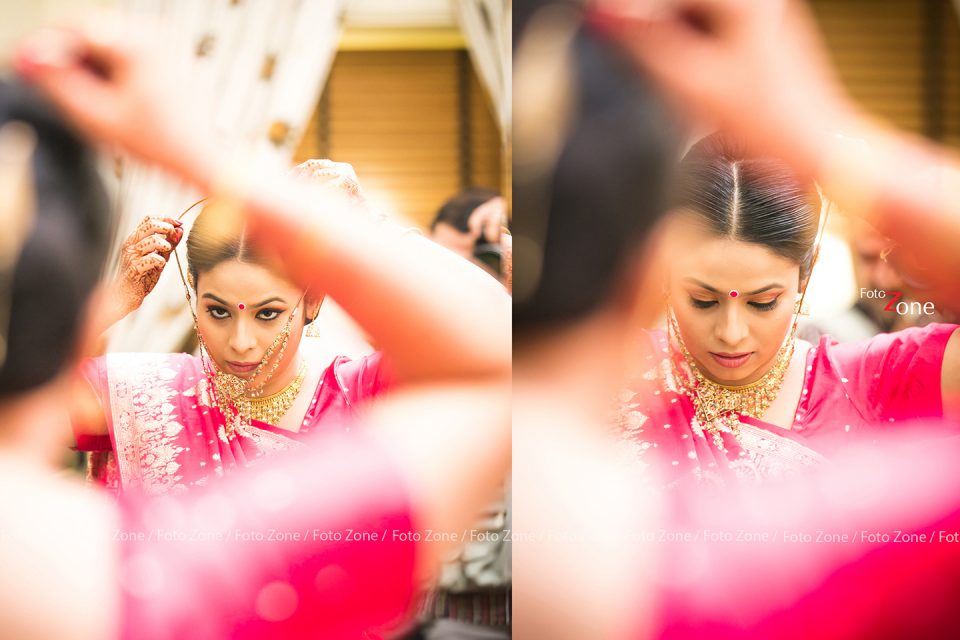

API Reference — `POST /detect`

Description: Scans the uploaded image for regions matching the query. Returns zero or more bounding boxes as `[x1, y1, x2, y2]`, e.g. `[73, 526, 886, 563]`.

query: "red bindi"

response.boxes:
[729, 290, 739, 298]
[238, 303, 246, 311]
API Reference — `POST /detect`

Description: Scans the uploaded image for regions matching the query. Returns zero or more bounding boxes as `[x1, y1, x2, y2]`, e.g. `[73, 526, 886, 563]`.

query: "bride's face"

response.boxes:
[195, 260, 307, 384]
[666, 219, 800, 385]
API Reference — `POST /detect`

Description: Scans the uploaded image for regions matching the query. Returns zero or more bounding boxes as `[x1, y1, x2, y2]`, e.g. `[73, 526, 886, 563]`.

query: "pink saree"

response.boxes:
[620, 323, 958, 486]
[616, 324, 960, 638]
[78, 352, 390, 495]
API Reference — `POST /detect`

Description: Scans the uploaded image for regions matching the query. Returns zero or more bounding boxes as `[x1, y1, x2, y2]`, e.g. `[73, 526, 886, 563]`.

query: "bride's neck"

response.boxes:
[250, 349, 304, 397]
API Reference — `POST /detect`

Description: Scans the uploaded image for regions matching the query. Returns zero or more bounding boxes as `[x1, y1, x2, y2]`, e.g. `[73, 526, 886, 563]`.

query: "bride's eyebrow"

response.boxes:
[199, 294, 288, 307]
[253, 297, 286, 308]
[744, 284, 784, 295]
[681, 277, 719, 292]
[201, 293, 229, 305]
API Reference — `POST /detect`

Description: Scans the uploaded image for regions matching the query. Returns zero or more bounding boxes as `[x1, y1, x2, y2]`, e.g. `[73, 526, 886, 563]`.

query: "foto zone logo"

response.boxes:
[860, 289, 936, 316]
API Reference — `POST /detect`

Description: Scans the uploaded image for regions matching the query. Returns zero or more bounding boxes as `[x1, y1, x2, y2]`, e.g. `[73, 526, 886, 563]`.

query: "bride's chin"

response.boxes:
[699, 362, 756, 386]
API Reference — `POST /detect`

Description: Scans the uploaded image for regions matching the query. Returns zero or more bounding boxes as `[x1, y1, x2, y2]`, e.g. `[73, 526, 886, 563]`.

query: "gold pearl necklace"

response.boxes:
[246, 361, 309, 426]
[666, 313, 796, 449]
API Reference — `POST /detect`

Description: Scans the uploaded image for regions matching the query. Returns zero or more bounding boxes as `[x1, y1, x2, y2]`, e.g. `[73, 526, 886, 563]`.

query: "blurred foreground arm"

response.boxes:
[592, 0, 960, 307]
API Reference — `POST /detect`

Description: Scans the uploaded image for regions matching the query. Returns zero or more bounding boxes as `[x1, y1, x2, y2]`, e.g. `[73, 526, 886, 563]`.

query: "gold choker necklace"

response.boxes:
[247, 361, 309, 426]
[211, 360, 309, 434]
[667, 313, 796, 449]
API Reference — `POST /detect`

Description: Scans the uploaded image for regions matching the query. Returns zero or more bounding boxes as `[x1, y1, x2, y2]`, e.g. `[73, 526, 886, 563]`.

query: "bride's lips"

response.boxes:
[226, 361, 259, 374]
[709, 352, 753, 368]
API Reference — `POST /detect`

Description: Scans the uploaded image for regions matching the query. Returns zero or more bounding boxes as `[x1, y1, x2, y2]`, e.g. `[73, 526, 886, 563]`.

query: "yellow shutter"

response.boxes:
[296, 50, 503, 228]
[810, 0, 960, 148]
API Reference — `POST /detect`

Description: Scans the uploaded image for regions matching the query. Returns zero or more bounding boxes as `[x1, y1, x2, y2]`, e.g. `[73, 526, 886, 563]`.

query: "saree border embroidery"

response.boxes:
[107, 353, 187, 495]
[729, 421, 827, 481]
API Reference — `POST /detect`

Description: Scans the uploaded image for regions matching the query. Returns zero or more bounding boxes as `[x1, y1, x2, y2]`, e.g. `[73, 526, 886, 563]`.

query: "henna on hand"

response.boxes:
[115, 215, 183, 314]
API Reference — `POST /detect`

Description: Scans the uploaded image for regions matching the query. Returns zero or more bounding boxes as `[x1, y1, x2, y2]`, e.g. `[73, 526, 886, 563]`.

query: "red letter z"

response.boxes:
[884, 291, 903, 312]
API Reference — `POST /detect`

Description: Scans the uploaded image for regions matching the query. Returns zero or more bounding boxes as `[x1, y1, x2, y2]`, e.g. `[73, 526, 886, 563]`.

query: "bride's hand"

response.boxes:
[114, 216, 184, 316]
[290, 159, 366, 204]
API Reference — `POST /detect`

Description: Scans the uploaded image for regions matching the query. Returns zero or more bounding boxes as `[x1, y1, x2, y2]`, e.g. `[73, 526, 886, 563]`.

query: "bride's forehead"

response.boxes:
[668, 237, 800, 283]
[198, 260, 298, 296]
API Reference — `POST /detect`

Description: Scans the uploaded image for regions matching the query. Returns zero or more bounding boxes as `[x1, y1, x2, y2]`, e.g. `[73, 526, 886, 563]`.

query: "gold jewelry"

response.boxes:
[246, 361, 308, 425]
[666, 312, 797, 450]
[306, 318, 321, 338]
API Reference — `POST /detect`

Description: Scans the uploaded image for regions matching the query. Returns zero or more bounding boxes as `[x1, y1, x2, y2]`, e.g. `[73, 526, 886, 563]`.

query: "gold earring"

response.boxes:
[306, 314, 321, 338]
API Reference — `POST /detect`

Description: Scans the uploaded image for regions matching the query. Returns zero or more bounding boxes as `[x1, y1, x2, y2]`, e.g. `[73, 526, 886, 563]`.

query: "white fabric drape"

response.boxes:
[454, 0, 511, 141]
[106, 0, 346, 352]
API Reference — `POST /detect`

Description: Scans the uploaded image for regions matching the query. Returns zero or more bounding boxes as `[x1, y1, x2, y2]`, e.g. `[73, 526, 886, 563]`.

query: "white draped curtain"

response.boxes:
[454, 0, 511, 141]
[106, 0, 346, 352]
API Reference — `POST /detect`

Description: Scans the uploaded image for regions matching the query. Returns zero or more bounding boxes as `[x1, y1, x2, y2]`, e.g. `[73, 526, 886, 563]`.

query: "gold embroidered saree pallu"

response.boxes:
[79, 351, 390, 495]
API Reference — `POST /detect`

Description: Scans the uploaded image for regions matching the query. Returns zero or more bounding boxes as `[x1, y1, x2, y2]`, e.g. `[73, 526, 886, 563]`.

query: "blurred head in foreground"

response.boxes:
[0, 79, 110, 401]
[512, 5, 678, 354]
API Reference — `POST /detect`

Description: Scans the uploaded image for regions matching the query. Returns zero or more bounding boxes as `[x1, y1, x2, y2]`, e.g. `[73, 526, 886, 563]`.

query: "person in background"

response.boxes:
[430, 189, 509, 287]
[412, 188, 513, 640]
[799, 216, 955, 344]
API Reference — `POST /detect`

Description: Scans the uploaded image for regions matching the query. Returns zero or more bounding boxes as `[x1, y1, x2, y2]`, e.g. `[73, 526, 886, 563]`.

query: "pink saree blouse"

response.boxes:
[78, 352, 391, 495]
[620, 323, 958, 486]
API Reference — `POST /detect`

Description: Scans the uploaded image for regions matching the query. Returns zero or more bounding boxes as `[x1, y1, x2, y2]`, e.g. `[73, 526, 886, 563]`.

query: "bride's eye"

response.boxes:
[257, 308, 282, 321]
[206, 305, 230, 320]
[749, 297, 781, 312]
[690, 297, 717, 309]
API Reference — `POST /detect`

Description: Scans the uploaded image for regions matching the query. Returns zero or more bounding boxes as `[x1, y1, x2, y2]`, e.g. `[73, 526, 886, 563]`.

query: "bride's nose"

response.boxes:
[228, 318, 258, 355]
[714, 303, 748, 347]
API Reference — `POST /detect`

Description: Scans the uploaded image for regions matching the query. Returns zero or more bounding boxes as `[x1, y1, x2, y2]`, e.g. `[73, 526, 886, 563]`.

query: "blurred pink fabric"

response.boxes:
[617, 323, 960, 637]
[649, 426, 960, 639]
[116, 431, 417, 639]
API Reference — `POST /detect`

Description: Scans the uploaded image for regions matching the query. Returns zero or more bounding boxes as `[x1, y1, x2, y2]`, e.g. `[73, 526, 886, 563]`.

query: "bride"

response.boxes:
[74, 162, 509, 496]
[621, 135, 960, 486]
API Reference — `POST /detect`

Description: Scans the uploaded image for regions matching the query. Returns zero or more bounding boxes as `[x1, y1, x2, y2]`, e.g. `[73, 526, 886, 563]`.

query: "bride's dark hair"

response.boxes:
[185, 205, 264, 289]
[676, 135, 822, 284]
